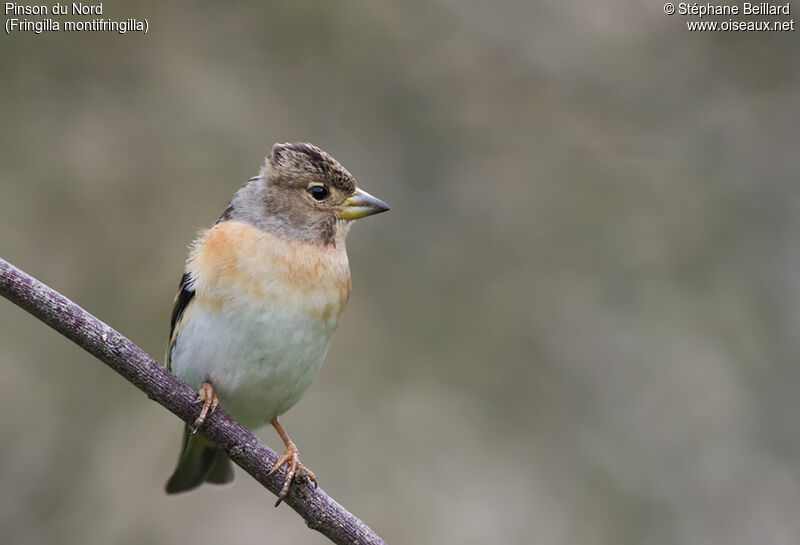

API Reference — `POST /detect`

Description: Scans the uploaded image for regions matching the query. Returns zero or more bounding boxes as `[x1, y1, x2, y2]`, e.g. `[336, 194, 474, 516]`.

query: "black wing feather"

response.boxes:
[167, 272, 195, 369]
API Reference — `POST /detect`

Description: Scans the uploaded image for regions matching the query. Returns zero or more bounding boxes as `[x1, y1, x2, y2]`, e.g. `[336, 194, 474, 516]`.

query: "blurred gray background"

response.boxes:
[2, 2, 799, 544]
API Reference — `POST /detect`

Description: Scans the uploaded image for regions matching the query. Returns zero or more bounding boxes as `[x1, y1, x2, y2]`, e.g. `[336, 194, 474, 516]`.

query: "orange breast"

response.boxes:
[188, 221, 351, 321]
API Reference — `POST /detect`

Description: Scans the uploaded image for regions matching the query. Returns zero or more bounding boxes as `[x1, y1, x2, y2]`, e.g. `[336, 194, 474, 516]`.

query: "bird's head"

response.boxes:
[229, 143, 389, 245]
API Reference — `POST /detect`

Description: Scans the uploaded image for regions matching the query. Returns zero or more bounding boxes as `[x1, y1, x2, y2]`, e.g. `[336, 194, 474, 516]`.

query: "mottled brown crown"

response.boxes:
[267, 143, 356, 194]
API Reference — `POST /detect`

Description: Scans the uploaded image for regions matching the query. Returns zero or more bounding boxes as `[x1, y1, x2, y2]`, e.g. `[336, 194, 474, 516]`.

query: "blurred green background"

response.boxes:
[2, 2, 799, 544]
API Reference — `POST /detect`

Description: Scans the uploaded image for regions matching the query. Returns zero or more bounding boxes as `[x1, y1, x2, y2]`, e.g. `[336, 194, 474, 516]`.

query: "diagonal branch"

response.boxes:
[0, 257, 386, 545]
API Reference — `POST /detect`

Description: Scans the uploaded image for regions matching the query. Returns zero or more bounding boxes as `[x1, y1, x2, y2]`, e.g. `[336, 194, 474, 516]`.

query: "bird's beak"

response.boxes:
[339, 188, 390, 220]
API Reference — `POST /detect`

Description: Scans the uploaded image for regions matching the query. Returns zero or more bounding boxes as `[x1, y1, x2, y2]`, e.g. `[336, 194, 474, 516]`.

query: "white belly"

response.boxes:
[170, 298, 337, 430]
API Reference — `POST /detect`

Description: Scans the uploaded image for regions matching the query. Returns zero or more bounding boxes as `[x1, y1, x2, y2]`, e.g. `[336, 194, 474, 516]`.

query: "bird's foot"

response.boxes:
[269, 442, 317, 505]
[190, 382, 218, 433]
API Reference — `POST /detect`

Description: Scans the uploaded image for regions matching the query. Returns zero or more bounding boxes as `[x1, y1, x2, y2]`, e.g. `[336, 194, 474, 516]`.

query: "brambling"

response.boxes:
[164, 143, 389, 501]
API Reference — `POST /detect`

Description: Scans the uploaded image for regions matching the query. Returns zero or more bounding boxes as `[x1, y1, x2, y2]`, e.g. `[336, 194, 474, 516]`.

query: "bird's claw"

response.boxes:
[269, 443, 317, 506]
[190, 382, 218, 434]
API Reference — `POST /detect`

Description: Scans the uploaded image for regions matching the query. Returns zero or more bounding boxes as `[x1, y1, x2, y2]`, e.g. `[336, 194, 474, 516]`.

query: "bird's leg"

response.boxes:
[268, 416, 317, 505]
[190, 381, 219, 434]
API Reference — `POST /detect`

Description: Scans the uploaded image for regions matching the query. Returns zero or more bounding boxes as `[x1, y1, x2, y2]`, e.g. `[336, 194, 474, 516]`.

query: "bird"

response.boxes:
[164, 142, 389, 501]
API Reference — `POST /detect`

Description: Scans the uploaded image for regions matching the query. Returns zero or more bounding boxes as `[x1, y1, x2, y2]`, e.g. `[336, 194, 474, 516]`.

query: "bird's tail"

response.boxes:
[165, 426, 234, 494]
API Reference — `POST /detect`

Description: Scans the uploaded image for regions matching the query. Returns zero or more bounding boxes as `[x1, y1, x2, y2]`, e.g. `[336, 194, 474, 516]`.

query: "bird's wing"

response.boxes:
[166, 271, 195, 370]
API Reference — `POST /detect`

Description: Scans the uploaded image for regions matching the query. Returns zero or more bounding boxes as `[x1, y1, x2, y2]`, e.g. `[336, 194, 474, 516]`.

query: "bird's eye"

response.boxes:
[308, 186, 329, 201]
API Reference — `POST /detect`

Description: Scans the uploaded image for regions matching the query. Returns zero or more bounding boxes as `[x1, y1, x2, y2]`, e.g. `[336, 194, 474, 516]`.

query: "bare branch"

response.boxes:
[0, 257, 386, 545]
